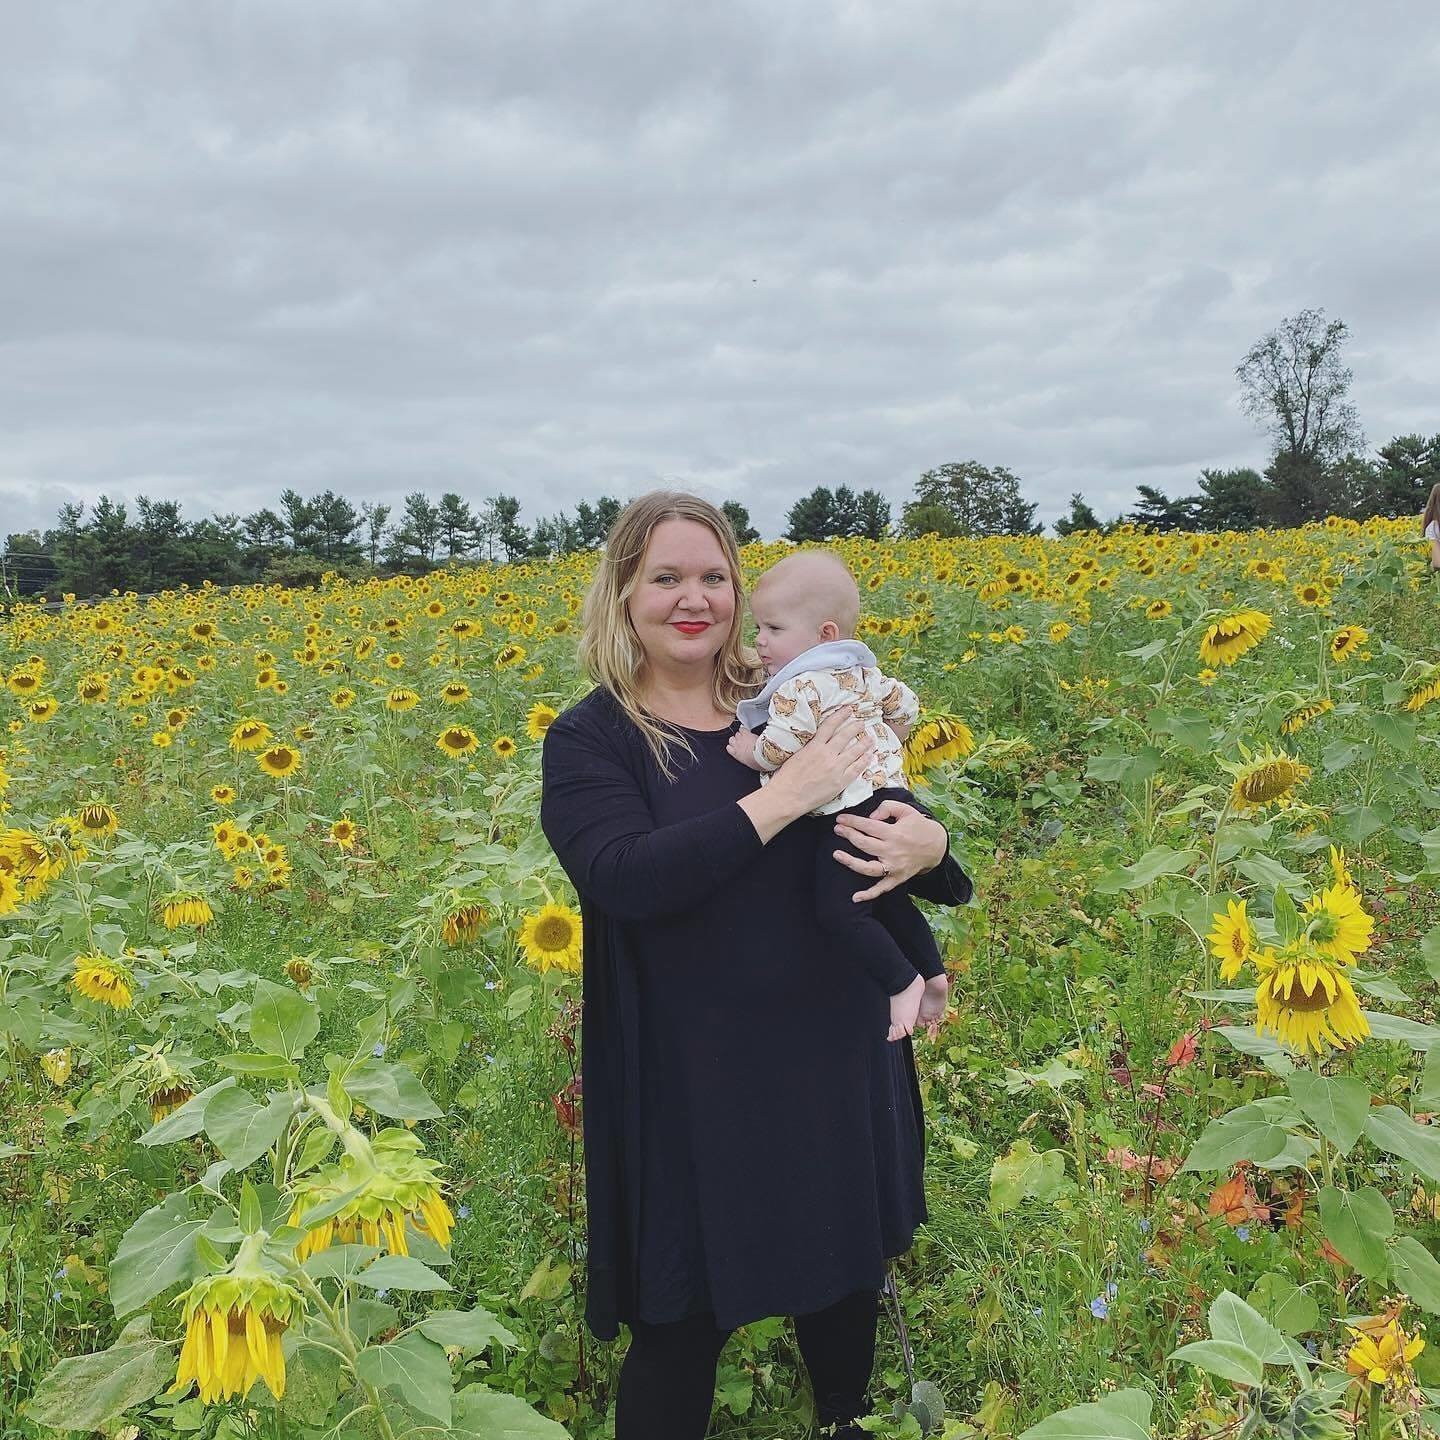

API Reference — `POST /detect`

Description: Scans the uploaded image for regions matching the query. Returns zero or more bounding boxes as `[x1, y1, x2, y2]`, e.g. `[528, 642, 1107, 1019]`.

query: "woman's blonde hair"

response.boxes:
[1423, 482, 1440, 536]
[578, 491, 762, 779]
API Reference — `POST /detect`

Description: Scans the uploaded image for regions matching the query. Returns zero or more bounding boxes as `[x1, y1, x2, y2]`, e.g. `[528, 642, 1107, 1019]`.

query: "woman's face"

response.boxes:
[627, 518, 737, 673]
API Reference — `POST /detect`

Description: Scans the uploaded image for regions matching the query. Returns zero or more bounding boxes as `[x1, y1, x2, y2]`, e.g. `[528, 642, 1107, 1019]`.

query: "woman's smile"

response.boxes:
[672, 620, 711, 634]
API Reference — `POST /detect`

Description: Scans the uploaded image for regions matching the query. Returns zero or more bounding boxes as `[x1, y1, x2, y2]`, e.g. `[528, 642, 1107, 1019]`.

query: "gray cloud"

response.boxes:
[3, 0, 1439, 541]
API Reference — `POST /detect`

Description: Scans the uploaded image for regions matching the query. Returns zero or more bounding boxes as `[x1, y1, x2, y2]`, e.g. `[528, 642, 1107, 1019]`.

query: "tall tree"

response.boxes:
[88, 496, 133, 593]
[574, 497, 622, 551]
[360, 502, 391, 567]
[1053, 493, 1102, 536]
[278, 489, 319, 554]
[1193, 468, 1265, 531]
[133, 496, 187, 589]
[389, 492, 442, 566]
[852, 490, 891, 541]
[1374, 433, 1440, 518]
[1236, 309, 1363, 467]
[436, 493, 477, 559]
[309, 491, 363, 564]
[2, 533, 57, 596]
[1127, 485, 1198, 532]
[481, 495, 529, 562]
[900, 462, 1040, 538]
[721, 501, 760, 544]
[785, 487, 839, 542]
[241, 508, 288, 572]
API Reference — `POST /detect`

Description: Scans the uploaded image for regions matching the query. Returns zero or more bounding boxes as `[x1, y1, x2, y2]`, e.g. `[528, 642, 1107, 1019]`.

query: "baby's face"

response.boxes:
[749, 581, 830, 677]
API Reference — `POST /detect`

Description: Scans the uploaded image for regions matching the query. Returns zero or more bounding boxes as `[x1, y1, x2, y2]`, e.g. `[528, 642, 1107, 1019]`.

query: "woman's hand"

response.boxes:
[761, 708, 874, 819]
[832, 799, 947, 902]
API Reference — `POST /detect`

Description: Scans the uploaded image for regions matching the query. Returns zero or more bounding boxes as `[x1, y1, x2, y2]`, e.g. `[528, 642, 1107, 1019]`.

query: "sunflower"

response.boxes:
[257, 745, 301, 779]
[162, 892, 215, 929]
[1145, 599, 1173, 620]
[6, 669, 39, 695]
[229, 718, 272, 753]
[1329, 624, 1367, 663]
[440, 681, 472, 704]
[1293, 580, 1327, 607]
[1345, 1310, 1426, 1388]
[1329, 844, 1353, 887]
[903, 714, 976, 782]
[76, 674, 110, 703]
[1401, 668, 1440, 714]
[1302, 883, 1374, 964]
[329, 817, 359, 850]
[290, 1127, 454, 1261]
[526, 702, 559, 741]
[442, 903, 488, 946]
[385, 687, 419, 713]
[1226, 747, 1310, 813]
[152, 731, 173, 748]
[329, 686, 356, 710]
[1049, 622, 1072, 643]
[28, 697, 59, 723]
[436, 725, 479, 758]
[1199, 610, 1272, 666]
[492, 734, 517, 759]
[1208, 899, 1254, 981]
[211, 784, 236, 806]
[76, 803, 119, 841]
[39, 1047, 72, 1086]
[495, 643, 527, 670]
[1280, 696, 1333, 735]
[72, 953, 135, 1009]
[1253, 946, 1369, 1054]
[171, 1245, 302, 1403]
[518, 902, 583, 973]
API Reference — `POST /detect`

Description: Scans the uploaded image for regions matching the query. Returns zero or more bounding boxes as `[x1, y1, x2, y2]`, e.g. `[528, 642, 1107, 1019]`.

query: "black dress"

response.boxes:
[539, 687, 973, 1341]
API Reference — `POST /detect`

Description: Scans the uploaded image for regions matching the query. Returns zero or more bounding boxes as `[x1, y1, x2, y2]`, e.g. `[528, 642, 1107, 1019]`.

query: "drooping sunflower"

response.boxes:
[0, 866, 15, 919]
[495, 643, 527, 670]
[1198, 610, 1272, 666]
[1302, 883, 1374, 965]
[76, 673, 110, 703]
[515, 902, 583, 974]
[171, 1245, 302, 1403]
[1208, 899, 1255, 982]
[1049, 622, 1072, 643]
[1226, 746, 1310, 813]
[72, 953, 135, 1009]
[436, 725, 479, 758]
[290, 1127, 454, 1261]
[1253, 945, 1369, 1054]
[442, 902, 488, 946]
[526, 702, 559, 741]
[76, 802, 119, 841]
[257, 745, 302, 779]
[1279, 696, 1333, 736]
[1329, 624, 1367, 663]
[229, 718, 272, 753]
[329, 686, 356, 710]
[28, 697, 59, 723]
[1145, 599, 1173, 620]
[903, 714, 976, 782]
[1401, 668, 1440, 714]
[162, 892, 215, 929]
[385, 687, 420, 713]
[439, 681, 472, 704]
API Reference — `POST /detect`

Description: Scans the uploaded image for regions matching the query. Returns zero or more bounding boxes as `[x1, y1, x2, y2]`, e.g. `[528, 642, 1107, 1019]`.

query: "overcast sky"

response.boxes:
[4, 1, 1439, 543]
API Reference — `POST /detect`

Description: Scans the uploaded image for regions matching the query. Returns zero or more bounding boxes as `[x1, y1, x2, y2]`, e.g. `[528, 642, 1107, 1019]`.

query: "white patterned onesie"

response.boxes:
[734, 640, 920, 817]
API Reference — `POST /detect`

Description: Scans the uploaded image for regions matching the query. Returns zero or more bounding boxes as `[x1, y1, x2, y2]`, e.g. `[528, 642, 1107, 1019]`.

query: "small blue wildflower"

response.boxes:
[372, 1043, 386, 1058]
[376, 1288, 389, 1299]
[1106, 1282, 1118, 1300]
[1090, 1295, 1110, 1320]
[1305, 1339, 1318, 1356]
[1236, 1225, 1251, 1242]
[1137, 1217, 1151, 1234]
[52, 1289, 62, 1300]
[485, 980, 498, 990]
[484, 1053, 496, 1065]
[1031, 1307, 1043, 1318]
[458, 1205, 472, 1221]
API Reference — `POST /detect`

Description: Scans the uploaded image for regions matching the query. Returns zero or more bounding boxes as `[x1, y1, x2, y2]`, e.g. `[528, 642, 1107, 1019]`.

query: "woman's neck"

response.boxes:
[640, 667, 729, 728]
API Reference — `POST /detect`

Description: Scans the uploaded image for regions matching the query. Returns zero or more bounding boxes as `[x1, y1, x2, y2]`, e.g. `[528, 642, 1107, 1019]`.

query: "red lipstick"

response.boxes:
[672, 621, 710, 634]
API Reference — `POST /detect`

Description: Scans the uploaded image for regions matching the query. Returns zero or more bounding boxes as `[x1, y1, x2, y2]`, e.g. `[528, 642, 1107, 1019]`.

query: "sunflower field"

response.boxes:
[2, 516, 1440, 1440]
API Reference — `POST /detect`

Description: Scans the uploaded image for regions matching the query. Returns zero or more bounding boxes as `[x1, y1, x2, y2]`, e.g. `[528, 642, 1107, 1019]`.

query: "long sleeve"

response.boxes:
[540, 710, 764, 922]
[877, 673, 920, 730]
[753, 676, 821, 773]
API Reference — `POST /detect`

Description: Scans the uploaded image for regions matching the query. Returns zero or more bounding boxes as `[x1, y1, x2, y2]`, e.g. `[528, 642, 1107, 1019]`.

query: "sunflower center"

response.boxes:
[534, 916, 575, 950]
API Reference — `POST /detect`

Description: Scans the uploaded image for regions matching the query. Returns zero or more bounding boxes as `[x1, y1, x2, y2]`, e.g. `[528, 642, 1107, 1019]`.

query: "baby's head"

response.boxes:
[749, 551, 860, 677]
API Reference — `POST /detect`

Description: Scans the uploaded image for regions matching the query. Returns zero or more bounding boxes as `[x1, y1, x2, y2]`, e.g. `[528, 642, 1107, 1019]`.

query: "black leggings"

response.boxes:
[614, 1287, 880, 1439]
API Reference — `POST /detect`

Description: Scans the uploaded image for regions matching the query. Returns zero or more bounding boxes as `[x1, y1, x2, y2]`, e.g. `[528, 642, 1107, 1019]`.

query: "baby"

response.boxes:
[726, 550, 949, 1043]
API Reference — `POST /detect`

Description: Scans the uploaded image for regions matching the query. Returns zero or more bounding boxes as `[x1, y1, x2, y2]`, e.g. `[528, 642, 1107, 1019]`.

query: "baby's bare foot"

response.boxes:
[917, 974, 949, 1040]
[887, 974, 925, 1042]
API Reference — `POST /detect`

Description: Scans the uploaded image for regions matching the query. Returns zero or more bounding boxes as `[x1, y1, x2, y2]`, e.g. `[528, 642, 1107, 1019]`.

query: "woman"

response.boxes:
[1424, 482, 1440, 571]
[539, 492, 972, 1439]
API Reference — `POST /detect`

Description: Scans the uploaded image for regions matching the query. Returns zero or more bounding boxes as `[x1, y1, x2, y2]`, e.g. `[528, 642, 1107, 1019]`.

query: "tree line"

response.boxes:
[4, 309, 1436, 599]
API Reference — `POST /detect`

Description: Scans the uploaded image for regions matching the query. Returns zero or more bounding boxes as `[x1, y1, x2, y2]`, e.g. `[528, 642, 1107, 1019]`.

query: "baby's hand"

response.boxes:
[726, 729, 765, 770]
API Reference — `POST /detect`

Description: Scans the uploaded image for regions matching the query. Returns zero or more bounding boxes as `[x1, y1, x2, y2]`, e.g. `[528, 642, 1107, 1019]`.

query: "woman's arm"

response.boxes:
[540, 708, 876, 920]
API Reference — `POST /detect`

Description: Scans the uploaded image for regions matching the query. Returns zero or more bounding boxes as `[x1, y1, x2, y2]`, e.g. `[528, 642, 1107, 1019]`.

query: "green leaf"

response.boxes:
[1391, 1237, 1440, 1314]
[989, 1139, 1066, 1212]
[354, 1333, 453, 1425]
[1272, 886, 1302, 944]
[1086, 746, 1164, 785]
[1369, 712, 1419, 752]
[1247, 1274, 1320, 1336]
[452, 1386, 574, 1438]
[139, 1076, 236, 1146]
[203, 1087, 292, 1170]
[518, 1255, 572, 1303]
[1364, 1012, 1440, 1049]
[1233, 855, 1304, 890]
[357, 1254, 453, 1291]
[109, 1193, 208, 1318]
[1169, 1339, 1264, 1386]
[1365, 1106, 1440, 1183]
[1287, 1072, 1369, 1155]
[1317, 1186, 1393, 1280]
[1423, 926, 1440, 985]
[1209, 1289, 1294, 1365]
[1092, 846, 1202, 894]
[211, 1052, 302, 1080]
[1149, 706, 1211, 751]
[238, 1180, 262, 1235]
[339, 1059, 443, 1121]
[419, 1307, 519, 1355]
[1416, 1049, 1440, 1113]
[25, 1336, 174, 1429]
[248, 978, 320, 1060]
[1182, 1105, 1289, 1172]
[301, 1244, 379, 1282]
[1018, 1389, 1152, 1440]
